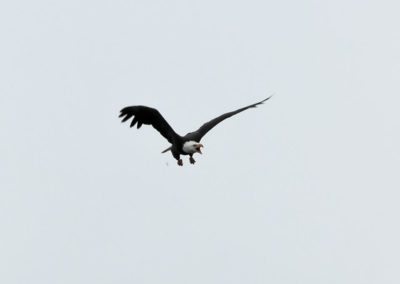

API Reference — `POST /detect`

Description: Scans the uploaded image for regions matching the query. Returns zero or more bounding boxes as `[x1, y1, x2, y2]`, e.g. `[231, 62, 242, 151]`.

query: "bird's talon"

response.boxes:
[177, 159, 183, 166]
[189, 157, 196, 164]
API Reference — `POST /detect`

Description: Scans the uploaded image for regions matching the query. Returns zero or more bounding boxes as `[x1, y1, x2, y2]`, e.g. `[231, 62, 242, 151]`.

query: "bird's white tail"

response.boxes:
[161, 146, 172, 153]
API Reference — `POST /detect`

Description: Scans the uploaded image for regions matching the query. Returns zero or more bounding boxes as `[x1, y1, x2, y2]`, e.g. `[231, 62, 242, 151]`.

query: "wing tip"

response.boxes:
[255, 94, 273, 106]
[251, 95, 274, 108]
[261, 94, 274, 103]
[119, 106, 136, 123]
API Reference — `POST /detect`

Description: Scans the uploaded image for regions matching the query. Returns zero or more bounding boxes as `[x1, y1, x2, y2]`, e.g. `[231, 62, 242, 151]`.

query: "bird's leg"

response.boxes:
[173, 151, 182, 166]
[189, 155, 196, 164]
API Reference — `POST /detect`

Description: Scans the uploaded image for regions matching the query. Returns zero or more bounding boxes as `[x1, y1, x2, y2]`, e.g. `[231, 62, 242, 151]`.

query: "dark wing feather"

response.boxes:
[119, 106, 180, 144]
[184, 96, 272, 142]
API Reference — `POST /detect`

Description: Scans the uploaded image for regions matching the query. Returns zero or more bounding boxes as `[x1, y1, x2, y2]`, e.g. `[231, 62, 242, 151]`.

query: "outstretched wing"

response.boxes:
[119, 106, 180, 144]
[184, 96, 272, 142]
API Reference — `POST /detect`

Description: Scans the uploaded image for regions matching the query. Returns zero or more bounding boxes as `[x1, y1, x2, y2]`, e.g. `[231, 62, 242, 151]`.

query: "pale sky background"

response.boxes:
[1, 0, 399, 283]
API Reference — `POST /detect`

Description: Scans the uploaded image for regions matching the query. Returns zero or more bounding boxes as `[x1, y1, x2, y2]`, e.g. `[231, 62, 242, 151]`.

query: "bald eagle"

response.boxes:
[119, 96, 272, 166]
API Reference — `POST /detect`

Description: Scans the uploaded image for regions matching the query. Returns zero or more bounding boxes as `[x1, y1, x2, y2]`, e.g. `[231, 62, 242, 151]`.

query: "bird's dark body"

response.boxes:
[171, 141, 186, 160]
[119, 96, 272, 165]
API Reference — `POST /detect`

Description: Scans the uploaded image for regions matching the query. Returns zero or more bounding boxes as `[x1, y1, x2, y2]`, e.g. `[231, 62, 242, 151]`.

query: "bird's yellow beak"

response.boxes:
[197, 144, 204, 154]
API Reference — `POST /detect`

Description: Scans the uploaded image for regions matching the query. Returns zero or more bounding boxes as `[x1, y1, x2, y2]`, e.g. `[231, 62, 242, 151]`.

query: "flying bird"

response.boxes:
[119, 96, 272, 166]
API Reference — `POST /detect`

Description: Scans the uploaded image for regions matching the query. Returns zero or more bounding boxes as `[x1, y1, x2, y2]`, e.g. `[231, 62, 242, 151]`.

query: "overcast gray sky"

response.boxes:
[1, 0, 399, 283]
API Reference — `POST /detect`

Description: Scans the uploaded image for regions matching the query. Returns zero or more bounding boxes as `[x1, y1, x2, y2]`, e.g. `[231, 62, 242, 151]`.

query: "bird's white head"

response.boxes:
[183, 141, 204, 154]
